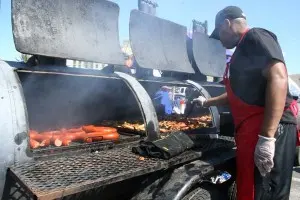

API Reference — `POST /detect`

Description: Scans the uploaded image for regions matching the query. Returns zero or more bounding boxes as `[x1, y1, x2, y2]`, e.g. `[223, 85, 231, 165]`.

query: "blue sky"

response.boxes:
[1, 0, 299, 74]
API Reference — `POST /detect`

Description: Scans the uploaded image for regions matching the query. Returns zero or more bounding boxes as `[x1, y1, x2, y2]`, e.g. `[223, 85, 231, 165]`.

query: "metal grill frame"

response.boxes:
[7, 137, 235, 200]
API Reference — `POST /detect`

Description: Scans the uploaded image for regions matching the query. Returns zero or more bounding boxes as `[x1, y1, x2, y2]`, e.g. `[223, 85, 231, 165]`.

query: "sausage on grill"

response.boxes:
[30, 139, 40, 149]
[84, 131, 120, 141]
[39, 139, 50, 147]
[30, 126, 119, 148]
[82, 125, 117, 133]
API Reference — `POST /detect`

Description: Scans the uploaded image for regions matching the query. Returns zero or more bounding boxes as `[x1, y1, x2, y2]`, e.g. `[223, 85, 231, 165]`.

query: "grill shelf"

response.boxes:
[8, 136, 235, 200]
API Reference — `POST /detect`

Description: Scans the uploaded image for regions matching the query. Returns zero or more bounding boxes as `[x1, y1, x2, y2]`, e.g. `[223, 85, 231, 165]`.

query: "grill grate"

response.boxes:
[8, 136, 235, 200]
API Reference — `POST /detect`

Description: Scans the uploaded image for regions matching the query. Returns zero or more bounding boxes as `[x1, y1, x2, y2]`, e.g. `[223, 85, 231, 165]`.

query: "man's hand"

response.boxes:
[192, 93, 229, 108]
[192, 96, 207, 107]
[254, 135, 276, 176]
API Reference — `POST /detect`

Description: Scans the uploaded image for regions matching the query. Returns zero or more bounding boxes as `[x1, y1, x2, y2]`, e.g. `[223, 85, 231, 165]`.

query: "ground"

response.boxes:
[290, 166, 300, 200]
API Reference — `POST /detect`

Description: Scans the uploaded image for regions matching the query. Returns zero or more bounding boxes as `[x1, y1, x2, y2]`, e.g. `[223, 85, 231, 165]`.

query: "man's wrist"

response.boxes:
[259, 130, 276, 138]
[202, 99, 208, 107]
[258, 134, 276, 141]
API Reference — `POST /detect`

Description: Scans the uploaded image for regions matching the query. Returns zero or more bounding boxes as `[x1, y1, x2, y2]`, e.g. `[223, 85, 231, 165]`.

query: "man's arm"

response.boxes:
[204, 93, 229, 107]
[260, 61, 288, 138]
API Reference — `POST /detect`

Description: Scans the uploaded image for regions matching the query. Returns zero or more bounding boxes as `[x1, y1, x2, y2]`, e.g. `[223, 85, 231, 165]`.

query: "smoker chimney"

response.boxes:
[138, 0, 158, 16]
[192, 20, 208, 35]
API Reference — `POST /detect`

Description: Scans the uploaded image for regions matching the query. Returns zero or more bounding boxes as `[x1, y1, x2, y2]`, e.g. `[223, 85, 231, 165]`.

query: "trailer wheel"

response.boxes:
[182, 185, 220, 200]
[227, 181, 237, 200]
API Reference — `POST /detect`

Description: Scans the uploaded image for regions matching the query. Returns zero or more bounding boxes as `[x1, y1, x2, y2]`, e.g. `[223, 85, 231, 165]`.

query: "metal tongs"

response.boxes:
[184, 99, 196, 119]
[184, 93, 205, 119]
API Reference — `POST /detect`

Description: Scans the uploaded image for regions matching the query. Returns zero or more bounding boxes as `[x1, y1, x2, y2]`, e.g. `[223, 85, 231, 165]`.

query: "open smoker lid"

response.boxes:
[12, 0, 124, 65]
[192, 32, 226, 78]
[129, 10, 195, 74]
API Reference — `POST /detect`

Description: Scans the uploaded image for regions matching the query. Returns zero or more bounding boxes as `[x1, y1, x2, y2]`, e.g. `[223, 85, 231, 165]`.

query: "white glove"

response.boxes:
[254, 135, 276, 177]
[192, 96, 207, 107]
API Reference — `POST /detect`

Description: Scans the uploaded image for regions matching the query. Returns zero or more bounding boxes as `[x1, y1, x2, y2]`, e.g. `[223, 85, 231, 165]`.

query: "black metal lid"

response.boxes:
[12, 0, 124, 65]
[129, 10, 195, 74]
[192, 32, 226, 77]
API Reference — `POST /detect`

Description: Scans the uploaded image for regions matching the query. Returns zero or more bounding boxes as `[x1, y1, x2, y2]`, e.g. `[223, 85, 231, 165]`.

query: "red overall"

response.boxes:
[224, 30, 299, 200]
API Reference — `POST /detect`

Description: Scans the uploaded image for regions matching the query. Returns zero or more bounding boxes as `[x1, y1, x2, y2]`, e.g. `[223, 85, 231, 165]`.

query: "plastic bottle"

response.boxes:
[180, 99, 186, 114]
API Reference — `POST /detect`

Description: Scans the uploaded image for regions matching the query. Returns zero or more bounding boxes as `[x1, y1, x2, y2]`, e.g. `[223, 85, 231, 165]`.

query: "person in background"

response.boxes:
[193, 6, 298, 200]
[153, 86, 173, 115]
[101, 54, 132, 74]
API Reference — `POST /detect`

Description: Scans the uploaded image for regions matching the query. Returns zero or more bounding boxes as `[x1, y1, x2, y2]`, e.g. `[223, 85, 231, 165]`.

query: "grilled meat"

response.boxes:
[100, 115, 212, 133]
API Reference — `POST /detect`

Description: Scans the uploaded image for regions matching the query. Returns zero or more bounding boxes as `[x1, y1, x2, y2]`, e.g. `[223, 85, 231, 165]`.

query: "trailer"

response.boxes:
[0, 0, 237, 199]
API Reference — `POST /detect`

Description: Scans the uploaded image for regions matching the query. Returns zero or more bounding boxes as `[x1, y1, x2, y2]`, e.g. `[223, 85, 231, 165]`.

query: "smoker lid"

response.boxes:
[129, 10, 195, 74]
[11, 0, 124, 65]
[192, 32, 226, 78]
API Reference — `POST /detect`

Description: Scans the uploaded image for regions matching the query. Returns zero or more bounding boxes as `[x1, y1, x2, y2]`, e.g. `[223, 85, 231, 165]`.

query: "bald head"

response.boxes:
[217, 17, 248, 49]
[211, 6, 249, 48]
[232, 18, 248, 30]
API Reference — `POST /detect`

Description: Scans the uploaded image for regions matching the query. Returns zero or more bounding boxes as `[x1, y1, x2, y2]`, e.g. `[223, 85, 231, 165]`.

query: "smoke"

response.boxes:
[19, 69, 142, 131]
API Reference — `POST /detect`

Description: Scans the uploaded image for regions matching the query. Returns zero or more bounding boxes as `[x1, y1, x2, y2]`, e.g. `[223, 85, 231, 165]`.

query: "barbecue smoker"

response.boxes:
[0, 0, 236, 200]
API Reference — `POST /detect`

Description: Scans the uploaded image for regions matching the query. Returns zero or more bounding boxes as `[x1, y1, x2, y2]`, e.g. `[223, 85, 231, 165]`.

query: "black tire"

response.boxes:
[227, 181, 237, 200]
[182, 185, 220, 200]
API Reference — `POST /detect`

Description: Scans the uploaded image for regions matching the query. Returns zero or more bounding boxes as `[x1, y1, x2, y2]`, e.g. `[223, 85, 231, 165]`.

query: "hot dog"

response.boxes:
[54, 138, 63, 147]
[30, 125, 119, 148]
[30, 139, 40, 149]
[30, 132, 48, 142]
[84, 138, 93, 143]
[60, 131, 86, 141]
[40, 139, 50, 147]
[102, 132, 120, 141]
[54, 131, 87, 146]
[85, 131, 119, 141]
[82, 125, 117, 133]
[30, 130, 39, 135]
[51, 134, 62, 144]
[82, 125, 95, 133]
[61, 128, 83, 133]
[62, 138, 72, 146]
[67, 128, 83, 133]
[31, 130, 59, 142]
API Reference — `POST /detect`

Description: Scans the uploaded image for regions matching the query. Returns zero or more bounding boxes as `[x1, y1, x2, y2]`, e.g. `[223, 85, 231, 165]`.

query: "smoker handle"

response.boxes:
[114, 72, 160, 141]
[186, 80, 220, 135]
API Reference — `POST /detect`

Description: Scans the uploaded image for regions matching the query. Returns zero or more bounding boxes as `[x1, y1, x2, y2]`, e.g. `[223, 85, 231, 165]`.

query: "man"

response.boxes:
[193, 6, 298, 200]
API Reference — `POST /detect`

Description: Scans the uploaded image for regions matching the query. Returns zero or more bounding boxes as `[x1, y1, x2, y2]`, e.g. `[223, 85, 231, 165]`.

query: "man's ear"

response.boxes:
[224, 19, 231, 29]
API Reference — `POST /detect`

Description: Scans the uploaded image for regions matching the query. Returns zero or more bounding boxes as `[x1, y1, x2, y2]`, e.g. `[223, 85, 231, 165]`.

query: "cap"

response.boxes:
[210, 6, 246, 40]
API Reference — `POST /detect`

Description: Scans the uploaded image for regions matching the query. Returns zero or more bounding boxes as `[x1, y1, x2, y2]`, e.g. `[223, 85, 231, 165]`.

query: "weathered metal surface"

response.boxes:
[8, 137, 235, 200]
[192, 32, 226, 77]
[115, 72, 160, 141]
[129, 10, 195, 74]
[129, 138, 236, 200]
[0, 60, 32, 200]
[12, 0, 124, 65]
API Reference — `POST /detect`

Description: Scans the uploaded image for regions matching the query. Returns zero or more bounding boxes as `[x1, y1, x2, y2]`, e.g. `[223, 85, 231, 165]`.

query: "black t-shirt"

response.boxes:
[230, 28, 296, 124]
